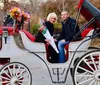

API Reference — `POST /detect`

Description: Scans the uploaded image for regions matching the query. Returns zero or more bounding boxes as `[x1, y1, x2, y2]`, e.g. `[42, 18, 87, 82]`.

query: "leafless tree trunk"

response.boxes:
[2, 0, 9, 15]
[53, 0, 76, 13]
[54, 0, 67, 12]
[29, 0, 42, 13]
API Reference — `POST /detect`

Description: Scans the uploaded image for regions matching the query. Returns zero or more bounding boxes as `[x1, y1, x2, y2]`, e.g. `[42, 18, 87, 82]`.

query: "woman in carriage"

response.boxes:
[35, 12, 59, 63]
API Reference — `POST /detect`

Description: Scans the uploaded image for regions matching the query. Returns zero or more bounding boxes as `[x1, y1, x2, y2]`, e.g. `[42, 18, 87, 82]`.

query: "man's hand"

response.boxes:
[61, 39, 66, 42]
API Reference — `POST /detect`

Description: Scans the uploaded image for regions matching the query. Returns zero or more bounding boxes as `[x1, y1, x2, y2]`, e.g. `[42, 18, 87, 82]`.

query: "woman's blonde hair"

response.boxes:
[47, 12, 57, 22]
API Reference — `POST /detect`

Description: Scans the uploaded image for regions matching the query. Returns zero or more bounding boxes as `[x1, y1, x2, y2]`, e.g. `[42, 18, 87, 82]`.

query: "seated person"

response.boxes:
[35, 12, 59, 63]
[57, 11, 82, 63]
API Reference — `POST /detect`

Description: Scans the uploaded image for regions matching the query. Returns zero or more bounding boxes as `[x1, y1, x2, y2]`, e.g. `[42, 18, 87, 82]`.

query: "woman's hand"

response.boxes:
[45, 39, 51, 45]
[54, 39, 57, 42]
[45, 37, 56, 45]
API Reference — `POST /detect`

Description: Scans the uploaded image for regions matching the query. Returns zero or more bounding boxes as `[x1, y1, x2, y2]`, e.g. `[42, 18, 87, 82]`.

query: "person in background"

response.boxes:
[35, 12, 59, 63]
[4, 14, 14, 26]
[3, 7, 24, 30]
[57, 11, 82, 63]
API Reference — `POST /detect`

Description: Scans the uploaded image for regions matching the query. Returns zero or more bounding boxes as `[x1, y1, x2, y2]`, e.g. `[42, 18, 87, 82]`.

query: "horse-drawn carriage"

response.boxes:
[0, 0, 100, 85]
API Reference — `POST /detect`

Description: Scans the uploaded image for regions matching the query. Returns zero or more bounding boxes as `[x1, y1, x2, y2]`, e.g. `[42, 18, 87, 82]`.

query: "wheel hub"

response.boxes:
[10, 76, 19, 85]
[94, 71, 100, 81]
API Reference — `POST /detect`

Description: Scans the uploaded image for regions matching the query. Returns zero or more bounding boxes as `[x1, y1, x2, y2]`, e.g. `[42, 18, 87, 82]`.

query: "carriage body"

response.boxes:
[0, 0, 100, 85]
[0, 25, 94, 85]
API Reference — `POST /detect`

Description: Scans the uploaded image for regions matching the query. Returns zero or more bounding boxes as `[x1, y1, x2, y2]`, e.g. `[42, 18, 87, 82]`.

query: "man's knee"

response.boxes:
[58, 41, 63, 47]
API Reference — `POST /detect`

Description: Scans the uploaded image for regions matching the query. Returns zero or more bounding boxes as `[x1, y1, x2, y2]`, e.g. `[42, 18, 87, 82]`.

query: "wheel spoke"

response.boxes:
[97, 81, 100, 85]
[88, 79, 95, 85]
[19, 79, 29, 82]
[19, 73, 29, 80]
[90, 55, 97, 70]
[3, 70, 11, 79]
[7, 66, 12, 77]
[0, 80, 9, 84]
[16, 65, 21, 76]
[76, 72, 90, 83]
[78, 78, 93, 84]
[6, 83, 10, 85]
[17, 69, 26, 78]
[13, 64, 16, 76]
[83, 59, 95, 71]
[76, 74, 94, 77]
[0, 75, 10, 80]
[19, 82, 28, 85]
[94, 81, 97, 85]
[78, 66, 93, 74]
[99, 54, 100, 70]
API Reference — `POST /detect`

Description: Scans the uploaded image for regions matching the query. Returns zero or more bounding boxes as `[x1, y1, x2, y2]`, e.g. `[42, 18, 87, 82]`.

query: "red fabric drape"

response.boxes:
[77, 0, 84, 9]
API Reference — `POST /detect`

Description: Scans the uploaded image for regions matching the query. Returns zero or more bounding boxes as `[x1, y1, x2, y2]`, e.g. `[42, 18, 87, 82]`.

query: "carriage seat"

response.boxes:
[19, 30, 46, 53]
[66, 28, 94, 52]
[21, 30, 35, 42]
[64, 28, 94, 60]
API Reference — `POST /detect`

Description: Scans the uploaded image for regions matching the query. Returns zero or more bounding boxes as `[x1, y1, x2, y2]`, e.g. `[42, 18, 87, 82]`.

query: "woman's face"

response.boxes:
[49, 17, 56, 24]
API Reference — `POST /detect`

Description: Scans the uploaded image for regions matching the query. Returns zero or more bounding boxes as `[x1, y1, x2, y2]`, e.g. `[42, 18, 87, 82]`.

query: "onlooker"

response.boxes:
[4, 7, 24, 30]
[4, 14, 14, 26]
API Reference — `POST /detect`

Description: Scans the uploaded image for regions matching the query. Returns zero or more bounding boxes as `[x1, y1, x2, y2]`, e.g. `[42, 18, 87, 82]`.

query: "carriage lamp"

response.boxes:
[3, 28, 8, 44]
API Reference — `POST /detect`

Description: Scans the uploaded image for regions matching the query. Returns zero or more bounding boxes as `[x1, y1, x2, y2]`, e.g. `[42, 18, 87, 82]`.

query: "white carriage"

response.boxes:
[0, 0, 100, 85]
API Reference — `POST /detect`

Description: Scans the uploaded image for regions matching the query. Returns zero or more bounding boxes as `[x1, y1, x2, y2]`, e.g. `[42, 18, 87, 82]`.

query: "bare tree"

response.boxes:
[2, 0, 9, 15]
[90, 0, 100, 9]
[29, 0, 43, 13]
[51, 0, 77, 13]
